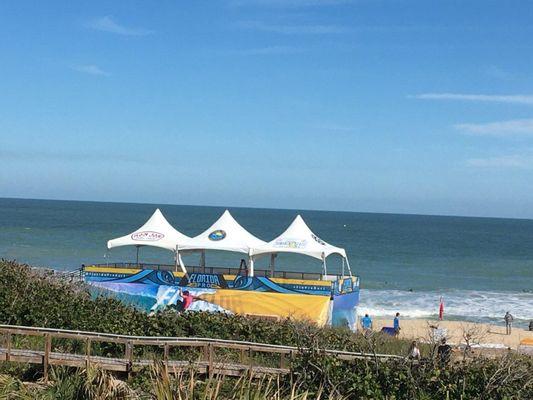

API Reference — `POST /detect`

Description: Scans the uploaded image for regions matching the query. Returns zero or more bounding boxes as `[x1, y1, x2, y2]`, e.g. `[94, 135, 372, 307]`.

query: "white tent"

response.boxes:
[178, 210, 266, 275]
[251, 215, 351, 277]
[107, 209, 190, 272]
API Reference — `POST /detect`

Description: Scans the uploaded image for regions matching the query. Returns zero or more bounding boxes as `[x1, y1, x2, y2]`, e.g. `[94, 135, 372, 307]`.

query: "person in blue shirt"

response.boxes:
[361, 313, 373, 333]
[393, 312, 401, 336]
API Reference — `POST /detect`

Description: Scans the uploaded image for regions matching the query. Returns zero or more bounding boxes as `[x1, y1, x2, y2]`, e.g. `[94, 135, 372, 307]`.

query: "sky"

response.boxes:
[1, 0, 533, 219]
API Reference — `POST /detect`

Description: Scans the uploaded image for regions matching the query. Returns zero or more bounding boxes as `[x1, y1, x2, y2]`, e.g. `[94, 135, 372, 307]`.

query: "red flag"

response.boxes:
[439, 297, 444, 320]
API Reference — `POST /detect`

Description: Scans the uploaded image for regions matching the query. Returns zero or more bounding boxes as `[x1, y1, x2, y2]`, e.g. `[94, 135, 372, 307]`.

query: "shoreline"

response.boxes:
[373, 318, 533, 350]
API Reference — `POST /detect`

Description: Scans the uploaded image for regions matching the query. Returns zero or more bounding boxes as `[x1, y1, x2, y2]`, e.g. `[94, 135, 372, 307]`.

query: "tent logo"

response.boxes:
[311, 234, 326, 245]
[208, 230, 226, 241]
[274, 239, 306, 249]
[131, 231, 164, 241]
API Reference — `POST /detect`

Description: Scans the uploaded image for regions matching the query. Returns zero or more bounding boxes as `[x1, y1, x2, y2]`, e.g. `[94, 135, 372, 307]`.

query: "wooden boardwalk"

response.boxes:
[0, 347, 287, 377]
[0, 324, 403, 381]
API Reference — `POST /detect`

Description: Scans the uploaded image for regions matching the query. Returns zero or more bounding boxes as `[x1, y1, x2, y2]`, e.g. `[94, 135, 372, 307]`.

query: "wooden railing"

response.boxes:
[0, 325, 402, 381]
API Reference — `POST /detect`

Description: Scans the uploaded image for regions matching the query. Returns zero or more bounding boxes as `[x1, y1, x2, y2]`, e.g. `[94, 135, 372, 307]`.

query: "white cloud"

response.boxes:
[411, 93, 533, 105]
[72, 64, 110, 76]
[237, 20, 349, 34]
[466, 154, 533, 169]
[455, 119, 533, 137]
[86, 16, 153, 36]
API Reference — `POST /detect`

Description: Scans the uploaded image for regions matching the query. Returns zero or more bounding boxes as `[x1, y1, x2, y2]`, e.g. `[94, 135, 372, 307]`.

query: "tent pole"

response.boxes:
[248, 255, 255, 277]
[270, 254, 276, 277]
[178, 245, 180, 271]
[342, 257, 345, 277]
[200, 250, 206, 271]
[345, 257, 353, 277]
[178, 253, 187, 276]
[322, 253, 327, 279]
[136, 246, 140, 267]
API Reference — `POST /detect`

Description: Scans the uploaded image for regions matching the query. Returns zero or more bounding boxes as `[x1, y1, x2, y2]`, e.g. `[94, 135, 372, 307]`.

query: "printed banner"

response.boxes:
[85, 266, 359, 329]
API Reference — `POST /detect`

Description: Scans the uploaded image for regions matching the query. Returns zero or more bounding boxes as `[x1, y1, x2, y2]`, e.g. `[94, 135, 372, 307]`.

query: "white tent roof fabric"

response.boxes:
[251, 215, 347, 260]
[107, 209, 347, 260]
[107, 209, 190, 252]
[178, 210, 266, 254]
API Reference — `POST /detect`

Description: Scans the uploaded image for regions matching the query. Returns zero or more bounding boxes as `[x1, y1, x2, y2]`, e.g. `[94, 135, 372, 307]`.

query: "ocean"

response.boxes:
[1, 198, 532, 328]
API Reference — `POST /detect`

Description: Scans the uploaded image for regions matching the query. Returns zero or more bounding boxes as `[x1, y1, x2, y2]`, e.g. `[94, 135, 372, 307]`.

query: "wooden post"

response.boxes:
[124, 341, 133, 376]
[290, 349, 295, 363]
[280, 353, 285, 369]
[163, 344, 169, 376]
[124, 341, 132, 362]
[4, 332, 11, 362]
[248, 348, 253, 374]
[43, 334, 51, 383]
[85, 338, 91, 368]
[203, 344, 209, 361]
[240, 348, 246, 364]
[207, 343, 214, 378]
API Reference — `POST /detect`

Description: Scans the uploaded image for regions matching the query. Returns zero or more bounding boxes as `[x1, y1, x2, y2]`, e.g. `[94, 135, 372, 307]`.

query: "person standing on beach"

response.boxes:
[504, 311, 514, 335]
[393, 312, 401, 336]
[360, 313, 373, 334]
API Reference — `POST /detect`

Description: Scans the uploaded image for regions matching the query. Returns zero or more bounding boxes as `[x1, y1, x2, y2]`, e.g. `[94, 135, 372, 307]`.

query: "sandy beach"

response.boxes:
[373, 318, 533, 350]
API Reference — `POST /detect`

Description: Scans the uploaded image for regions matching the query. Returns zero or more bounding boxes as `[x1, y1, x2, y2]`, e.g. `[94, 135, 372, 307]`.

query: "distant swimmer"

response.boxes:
[504, 311, 514, 335]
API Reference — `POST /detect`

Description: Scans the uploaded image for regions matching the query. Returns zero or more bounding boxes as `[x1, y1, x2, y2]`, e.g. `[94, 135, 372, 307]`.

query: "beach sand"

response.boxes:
[373, 318, 533, 350]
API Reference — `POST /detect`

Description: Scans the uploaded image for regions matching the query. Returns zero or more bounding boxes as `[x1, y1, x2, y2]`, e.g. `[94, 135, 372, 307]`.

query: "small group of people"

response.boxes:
[359, 312, 454, 363]
[360, 312, 401, 336]
[358, 310, 521, 363]
[407, 338, 451, 363]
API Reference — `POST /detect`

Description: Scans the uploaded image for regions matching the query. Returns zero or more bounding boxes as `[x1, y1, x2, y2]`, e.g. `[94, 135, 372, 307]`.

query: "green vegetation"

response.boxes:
[0, 364, 339, 400]
[0, 260, 410, 353]
[1, 260, 532, 399]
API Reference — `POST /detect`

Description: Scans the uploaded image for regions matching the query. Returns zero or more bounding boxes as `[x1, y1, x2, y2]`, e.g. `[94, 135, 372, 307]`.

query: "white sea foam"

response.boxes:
[358, 289, 533, 327]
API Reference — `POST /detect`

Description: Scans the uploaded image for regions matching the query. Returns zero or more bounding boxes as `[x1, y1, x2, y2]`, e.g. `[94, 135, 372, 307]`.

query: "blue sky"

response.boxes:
[1, 0, 533, 218]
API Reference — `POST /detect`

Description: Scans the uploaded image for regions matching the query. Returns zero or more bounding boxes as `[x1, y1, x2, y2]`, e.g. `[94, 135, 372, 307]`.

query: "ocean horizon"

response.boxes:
[1, 197, 532, 328]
